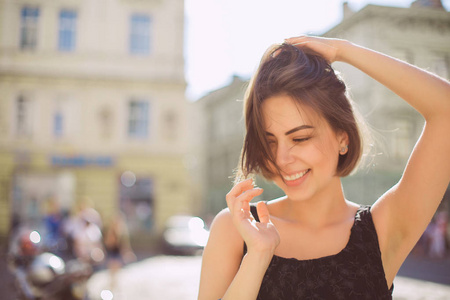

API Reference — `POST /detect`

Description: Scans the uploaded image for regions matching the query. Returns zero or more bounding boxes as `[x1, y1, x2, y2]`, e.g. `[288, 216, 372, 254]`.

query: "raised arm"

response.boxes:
[198, 179, 280, 300]
[287, 36, 450, 284]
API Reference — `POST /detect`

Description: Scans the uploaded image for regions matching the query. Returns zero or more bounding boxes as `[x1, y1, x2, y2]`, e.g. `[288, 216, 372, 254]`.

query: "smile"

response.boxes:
[283, 169, 310, 181]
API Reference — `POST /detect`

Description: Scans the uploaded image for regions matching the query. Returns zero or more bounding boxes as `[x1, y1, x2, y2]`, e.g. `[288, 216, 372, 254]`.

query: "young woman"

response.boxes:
[198, 36, 450, 299]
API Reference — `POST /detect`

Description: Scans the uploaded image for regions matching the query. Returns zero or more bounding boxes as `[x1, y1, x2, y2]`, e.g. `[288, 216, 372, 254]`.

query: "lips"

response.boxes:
[282, 169, 310, 181]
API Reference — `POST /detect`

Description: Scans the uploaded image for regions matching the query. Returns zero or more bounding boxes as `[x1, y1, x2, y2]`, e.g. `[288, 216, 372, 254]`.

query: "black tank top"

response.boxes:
[243, 205, 393, 299]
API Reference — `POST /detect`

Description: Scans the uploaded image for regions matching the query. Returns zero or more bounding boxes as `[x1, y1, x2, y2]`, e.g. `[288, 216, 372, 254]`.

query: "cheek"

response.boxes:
[266, 161, 278, 178]
[308, 140, 340, 167]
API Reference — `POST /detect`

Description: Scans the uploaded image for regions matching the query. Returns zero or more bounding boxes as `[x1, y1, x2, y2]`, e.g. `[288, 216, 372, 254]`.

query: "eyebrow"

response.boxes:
[266, 125, 314, 136]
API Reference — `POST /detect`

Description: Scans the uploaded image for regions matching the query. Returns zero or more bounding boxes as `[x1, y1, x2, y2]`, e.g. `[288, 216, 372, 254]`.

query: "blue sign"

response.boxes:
[51, 155, 114, 167]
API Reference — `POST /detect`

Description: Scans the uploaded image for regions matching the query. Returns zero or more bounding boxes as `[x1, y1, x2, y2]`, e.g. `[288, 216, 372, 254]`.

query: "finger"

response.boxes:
[291, 41, 311, 47]
[234, 188, 263, 216]
[285, 38, 314, 50]
[226, 178, 255, 210]
[257, 201, 270, 224]
[226, 178, 254, 200]
[284, 35, 309, 44]
[292, 40, 332, 48]
[288, 40, 337, 63]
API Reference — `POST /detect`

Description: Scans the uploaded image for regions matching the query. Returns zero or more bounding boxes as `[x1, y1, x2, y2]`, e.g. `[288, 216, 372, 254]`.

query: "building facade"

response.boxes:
[194, 1, 450, 216]
[323, 1, 450, 204]
[0, 0, 191, 246]
[193, 76, 285, 217]
[192, 77, 247, 216]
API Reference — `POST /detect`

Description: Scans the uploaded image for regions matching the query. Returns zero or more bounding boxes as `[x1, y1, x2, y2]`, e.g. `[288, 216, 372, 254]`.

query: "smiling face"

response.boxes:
[239, 43, 364, 186]
[262, 94, 348, 201]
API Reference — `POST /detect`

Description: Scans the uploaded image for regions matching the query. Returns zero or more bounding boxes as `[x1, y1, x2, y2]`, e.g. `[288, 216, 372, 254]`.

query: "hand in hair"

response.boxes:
[285, 35, 346, 63]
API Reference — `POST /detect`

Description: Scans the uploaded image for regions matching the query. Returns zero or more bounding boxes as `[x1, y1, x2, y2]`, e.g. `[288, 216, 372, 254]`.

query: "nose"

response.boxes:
[275, 142, 295, 167]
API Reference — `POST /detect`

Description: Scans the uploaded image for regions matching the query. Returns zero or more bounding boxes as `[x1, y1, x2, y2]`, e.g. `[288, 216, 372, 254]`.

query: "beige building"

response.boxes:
[194, 1, 450, 216]
[0, 0, 191, 246]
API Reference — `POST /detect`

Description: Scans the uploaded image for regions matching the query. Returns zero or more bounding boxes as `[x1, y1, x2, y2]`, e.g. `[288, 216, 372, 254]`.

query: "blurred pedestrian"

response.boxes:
[103, 212, 136, 292]
[199, 36, 450, 299]
[429, 211, 448, 259]
[73, 211, 105, 267]
[414, 222, 432, 256]
[43, 197, 65, 253]
[64, 197, 105, 268]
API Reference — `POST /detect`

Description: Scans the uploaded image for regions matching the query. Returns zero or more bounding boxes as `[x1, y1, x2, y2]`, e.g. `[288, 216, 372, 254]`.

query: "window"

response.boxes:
[16, 95, 33, 137]
[53, 98, 79, 139]
[120, 175, 154, 232]
[128, 100, 149, 138]
[12, 172, 76, 226]
[58, 10, 77, 52]
[163, 110, 177, 141]
[53, 99, 66, 138]
[98, 105, 114, 139]
[53, 109, 63, 137]
[20, 7, 39, 50]
[130, 14, 151, 55]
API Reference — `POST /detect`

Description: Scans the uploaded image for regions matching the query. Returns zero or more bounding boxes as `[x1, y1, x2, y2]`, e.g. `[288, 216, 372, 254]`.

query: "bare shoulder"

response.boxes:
[209, 208, 243, 246]
[198, 208, 244, 299]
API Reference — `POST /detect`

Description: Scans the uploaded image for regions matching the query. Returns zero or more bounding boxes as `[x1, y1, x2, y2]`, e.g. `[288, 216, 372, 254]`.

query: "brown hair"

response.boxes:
[237, 43, 364, 182]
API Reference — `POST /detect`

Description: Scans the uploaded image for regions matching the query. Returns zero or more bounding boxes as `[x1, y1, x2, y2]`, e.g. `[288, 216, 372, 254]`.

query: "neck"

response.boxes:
[273, 177, 351, 227]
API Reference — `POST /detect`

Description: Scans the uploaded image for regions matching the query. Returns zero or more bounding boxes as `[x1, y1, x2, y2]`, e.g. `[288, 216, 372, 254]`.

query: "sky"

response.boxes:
[184, 0, 450, 101]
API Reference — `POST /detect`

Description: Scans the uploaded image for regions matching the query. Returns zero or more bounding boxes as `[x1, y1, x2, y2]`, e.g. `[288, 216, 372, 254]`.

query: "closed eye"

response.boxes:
[293, 137, 310, 143]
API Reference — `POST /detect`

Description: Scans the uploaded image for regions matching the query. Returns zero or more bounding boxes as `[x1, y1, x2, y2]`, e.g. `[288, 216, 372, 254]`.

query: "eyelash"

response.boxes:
[268, 137, 310, 146]
[293, 137, 310, 143]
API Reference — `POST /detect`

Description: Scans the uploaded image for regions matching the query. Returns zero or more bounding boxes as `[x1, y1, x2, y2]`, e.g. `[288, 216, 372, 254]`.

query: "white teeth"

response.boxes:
[283, 170, 309, 181]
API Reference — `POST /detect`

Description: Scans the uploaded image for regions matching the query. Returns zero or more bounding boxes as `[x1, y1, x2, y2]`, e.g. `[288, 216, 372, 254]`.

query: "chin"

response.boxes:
[275, 183, 309, 201]
[286, 190, 313, 202]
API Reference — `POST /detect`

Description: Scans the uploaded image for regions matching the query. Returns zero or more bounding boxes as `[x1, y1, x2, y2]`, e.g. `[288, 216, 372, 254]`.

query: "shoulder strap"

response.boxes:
[243, 204, 259, 255]
[352, 205, 394, 295]
[250, 204, 259, 221]
[354, 205, 371, 223]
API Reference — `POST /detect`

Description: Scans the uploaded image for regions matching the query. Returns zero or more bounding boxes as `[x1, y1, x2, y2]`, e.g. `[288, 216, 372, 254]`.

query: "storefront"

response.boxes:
[0, 150, 192, 249]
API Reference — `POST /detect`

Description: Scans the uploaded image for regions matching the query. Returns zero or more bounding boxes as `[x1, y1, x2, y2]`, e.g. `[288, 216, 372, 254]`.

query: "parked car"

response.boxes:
[162, 215, 209, 255]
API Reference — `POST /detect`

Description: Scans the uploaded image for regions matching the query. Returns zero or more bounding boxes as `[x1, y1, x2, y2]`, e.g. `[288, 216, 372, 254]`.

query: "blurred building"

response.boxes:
[193, 76, 286, 217]
[193, 1, 450, 216]
[193, 76, 264, 216]
[0, 0, 191, 245]
[324, 0, 450, 204]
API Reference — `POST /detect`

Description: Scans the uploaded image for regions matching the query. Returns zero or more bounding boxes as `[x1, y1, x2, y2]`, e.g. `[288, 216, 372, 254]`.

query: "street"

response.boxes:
[87, 255, 203, 300]
[87, 255, 450, 300]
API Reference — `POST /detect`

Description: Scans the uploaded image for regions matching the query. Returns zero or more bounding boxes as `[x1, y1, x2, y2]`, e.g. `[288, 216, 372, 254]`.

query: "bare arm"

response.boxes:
[338, 41, 450, 281]
[198, 209, 245, 299]
[288, 36, 450, 283]
[198, 180, 279, 299]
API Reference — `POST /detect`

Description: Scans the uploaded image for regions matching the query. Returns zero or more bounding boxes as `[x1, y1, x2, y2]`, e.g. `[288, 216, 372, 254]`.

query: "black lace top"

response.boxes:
[243, 205, 393, 300]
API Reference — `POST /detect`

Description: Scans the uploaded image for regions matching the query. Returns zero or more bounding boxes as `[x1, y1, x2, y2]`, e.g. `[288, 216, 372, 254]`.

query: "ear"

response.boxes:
[337, 130, 349, 153]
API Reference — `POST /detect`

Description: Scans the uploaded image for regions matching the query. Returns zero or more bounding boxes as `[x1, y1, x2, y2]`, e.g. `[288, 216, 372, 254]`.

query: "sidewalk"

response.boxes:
[393, 276, 450, 300]
[2, 247, 449, 300]
[86, 254, 450, 300]
[393, 254, 450, 299]
[87, 255, 202, 300]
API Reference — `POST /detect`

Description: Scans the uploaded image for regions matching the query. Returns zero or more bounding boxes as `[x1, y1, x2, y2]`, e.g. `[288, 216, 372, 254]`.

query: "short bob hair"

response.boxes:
[237, 42, 364, 181]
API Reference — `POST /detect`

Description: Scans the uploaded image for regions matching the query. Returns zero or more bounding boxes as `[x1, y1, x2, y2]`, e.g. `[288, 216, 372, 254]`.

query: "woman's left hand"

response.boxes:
[285, 35, 348, 63]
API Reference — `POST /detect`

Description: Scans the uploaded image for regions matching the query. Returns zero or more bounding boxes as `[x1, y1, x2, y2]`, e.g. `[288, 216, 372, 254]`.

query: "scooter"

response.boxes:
[8, 228, 93, 300]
